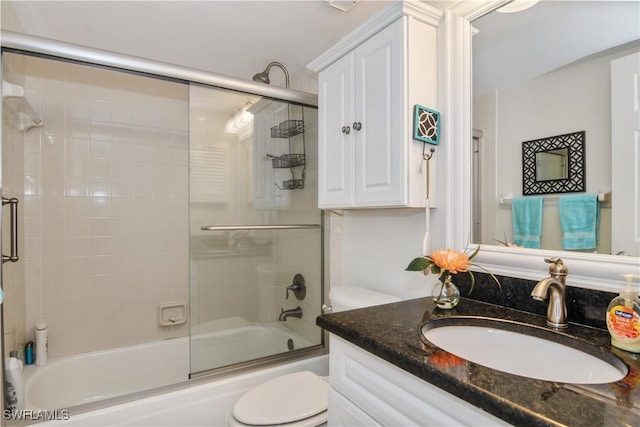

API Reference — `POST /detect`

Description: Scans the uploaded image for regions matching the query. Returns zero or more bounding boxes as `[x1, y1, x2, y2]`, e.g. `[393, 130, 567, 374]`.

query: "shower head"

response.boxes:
[252, 70, 270, 84]
[252, 62, 290, 88]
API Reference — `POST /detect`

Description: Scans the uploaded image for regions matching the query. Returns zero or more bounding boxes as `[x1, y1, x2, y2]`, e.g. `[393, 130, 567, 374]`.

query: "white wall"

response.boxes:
[473, 45, 640, 253]
[328, 209, 436, 300]
[11, 53, 190, 357]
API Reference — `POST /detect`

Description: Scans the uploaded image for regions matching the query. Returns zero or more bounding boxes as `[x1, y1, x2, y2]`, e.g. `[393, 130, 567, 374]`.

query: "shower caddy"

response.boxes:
[268, 115, 306, 190]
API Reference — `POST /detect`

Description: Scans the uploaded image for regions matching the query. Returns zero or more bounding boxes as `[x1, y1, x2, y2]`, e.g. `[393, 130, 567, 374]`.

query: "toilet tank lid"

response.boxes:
[329, 286, 401, 310]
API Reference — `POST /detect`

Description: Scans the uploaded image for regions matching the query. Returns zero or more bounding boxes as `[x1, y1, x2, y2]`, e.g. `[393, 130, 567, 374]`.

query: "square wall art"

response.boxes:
[413, 104, 440, 145]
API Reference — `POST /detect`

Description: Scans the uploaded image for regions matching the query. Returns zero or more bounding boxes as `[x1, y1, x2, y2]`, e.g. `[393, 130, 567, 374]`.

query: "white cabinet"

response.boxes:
[310, 4, 439, 209]
[328, 335, 511, 426]
[317, 20, 403, 208]
[328, 387, 381, 426]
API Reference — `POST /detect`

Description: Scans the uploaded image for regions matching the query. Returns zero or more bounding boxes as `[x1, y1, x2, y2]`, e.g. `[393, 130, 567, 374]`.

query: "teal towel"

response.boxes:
[559, 193, 599, 250]
[512, 196, 543, 248]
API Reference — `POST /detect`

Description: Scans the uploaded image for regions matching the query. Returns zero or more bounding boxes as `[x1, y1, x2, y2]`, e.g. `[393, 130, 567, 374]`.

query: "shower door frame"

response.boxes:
[1, 47, 6, 427]
[0, 30, 327, 418]
[0, 31, 316, 107]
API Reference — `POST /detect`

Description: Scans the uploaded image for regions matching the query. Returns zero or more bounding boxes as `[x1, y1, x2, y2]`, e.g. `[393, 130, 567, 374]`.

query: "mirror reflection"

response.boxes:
[536, 149, 568, 181]
[472, 1, 640, 256]
[522, 130, 585, 196]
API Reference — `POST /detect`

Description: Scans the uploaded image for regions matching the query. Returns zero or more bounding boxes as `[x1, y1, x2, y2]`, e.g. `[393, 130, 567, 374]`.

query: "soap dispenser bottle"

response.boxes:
[606, 274, 640, 353]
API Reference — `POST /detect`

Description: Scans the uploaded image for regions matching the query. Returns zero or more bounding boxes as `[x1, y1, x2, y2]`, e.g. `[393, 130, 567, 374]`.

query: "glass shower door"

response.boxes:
[189, 84, 322, 374]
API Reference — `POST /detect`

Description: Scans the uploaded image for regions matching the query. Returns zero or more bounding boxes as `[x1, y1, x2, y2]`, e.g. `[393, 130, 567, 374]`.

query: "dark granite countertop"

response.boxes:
[317, 297, 640, 427]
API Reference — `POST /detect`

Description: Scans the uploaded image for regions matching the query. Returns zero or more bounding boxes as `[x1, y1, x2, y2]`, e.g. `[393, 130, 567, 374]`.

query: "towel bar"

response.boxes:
[499, 192, 609, 207]
[201, 224, 321, 231]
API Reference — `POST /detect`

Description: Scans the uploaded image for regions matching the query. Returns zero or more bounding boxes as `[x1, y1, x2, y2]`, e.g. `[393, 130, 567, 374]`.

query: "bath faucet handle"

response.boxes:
[285, 274, 306, 300]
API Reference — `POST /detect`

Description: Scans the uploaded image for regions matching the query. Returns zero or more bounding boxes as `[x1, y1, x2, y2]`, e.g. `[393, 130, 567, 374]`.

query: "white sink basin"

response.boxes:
[421, 317, 627, 384]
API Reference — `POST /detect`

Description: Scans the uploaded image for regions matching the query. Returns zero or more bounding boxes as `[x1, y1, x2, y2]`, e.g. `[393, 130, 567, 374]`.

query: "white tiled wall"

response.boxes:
[14, 54, 190, 357]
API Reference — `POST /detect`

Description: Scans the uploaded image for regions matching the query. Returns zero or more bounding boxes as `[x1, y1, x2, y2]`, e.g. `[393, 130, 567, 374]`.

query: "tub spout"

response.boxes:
[278, 306, 302, 321]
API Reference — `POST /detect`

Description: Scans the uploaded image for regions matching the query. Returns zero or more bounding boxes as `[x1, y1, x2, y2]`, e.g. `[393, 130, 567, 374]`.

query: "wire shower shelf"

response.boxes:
[271, 120, 304, 138]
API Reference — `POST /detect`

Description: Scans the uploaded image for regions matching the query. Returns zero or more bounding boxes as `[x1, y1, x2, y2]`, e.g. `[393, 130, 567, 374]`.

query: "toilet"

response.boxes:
[327, 286, 401, 313]
[227, 286, 400, 427]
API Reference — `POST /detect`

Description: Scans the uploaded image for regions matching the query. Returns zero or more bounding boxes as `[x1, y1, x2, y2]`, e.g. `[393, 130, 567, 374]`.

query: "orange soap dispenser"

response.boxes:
[606, 274, 640, 353]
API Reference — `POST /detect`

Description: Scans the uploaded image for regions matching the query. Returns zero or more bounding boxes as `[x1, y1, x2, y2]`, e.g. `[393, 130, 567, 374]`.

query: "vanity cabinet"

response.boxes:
[328, 335, 509, 426]
[309, 5, 439, 209]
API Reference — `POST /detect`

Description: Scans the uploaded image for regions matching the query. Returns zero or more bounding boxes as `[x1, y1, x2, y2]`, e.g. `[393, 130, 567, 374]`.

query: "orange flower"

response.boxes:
[430, 249, 470, 274]
[429, 350, 466, 368]
[405, 245, 501, 294]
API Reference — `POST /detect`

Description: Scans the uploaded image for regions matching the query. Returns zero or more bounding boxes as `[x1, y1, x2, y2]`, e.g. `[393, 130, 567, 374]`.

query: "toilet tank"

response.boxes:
[328, 287, 401, 312]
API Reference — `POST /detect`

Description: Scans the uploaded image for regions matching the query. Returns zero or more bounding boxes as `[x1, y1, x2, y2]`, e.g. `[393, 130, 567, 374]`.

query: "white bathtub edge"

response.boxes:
[34, 354, 329, 427]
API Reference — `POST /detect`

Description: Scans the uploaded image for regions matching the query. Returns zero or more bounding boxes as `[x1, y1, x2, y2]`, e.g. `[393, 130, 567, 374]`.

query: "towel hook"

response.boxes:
[423, 144, 435, 161]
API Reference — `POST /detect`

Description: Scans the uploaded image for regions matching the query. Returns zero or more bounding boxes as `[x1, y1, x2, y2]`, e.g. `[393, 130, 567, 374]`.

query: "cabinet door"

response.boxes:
[353, 20, 405, 206]
[318, 52, 355, 208]
[328, 387, 381, 426]
[611, 52, 640, 256]
[330, 335, 511, 426]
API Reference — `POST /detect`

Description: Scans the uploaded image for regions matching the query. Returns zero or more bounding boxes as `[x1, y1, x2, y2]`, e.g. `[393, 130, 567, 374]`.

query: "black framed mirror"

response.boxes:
[522, 130, 585, 195]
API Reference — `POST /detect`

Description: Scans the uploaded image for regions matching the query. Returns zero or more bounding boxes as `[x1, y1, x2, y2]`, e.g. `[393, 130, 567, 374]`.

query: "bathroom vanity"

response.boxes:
[317, 297, 640, 427]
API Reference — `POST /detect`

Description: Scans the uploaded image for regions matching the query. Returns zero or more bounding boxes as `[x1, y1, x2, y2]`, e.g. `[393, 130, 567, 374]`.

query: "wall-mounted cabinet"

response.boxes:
[308, 3, 440, 209]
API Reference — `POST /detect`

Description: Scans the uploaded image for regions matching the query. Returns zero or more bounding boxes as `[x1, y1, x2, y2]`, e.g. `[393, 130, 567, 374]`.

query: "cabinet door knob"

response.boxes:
[341, 126, 351, 134]
[353, 122, 362, 131]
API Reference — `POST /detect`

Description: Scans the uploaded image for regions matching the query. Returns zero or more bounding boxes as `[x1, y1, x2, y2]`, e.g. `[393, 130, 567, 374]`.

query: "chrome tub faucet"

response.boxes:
[278, 306, 303, 321]
[531, 258, 568, 329]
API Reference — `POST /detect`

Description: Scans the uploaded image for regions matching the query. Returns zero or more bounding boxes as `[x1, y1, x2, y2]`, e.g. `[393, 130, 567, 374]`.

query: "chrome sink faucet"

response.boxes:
[531, 258, 568, 329]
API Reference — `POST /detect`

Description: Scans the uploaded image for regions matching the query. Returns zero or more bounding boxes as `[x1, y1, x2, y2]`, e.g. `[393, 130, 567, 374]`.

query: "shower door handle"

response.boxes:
[2, 197, 19, 263]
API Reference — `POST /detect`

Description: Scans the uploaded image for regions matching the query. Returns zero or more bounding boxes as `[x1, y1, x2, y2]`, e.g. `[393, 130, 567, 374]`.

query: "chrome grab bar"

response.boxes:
[2, 197, 19, 263]
[200, 224, 320, 231]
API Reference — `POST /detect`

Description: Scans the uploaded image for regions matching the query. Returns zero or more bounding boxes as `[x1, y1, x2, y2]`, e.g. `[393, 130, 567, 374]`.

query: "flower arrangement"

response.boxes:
[406, 246, 500, 308]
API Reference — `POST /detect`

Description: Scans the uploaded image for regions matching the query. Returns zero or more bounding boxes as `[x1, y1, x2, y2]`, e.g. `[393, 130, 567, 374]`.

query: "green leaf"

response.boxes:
[467, 245, 480, 261]
[468, 271, 476, 295]
[406, 257, 433, 271]
[471, 263, 503, 291]
[430, 264, 441, 275]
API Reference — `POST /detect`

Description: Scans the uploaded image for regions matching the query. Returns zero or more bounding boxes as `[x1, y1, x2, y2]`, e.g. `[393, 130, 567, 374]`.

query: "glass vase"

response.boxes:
[431, 276, 460, 309]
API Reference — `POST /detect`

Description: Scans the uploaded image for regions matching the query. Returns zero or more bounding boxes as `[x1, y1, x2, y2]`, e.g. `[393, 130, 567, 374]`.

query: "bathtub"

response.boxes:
[24, 320, 319, 414]
[24, 337, 189, 411]
[190, 320, 314, 372]
[32, 355, 329, 426]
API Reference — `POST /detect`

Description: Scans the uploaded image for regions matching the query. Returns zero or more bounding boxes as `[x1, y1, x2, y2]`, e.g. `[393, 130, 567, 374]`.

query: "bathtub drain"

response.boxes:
[287, 338, 295, 351]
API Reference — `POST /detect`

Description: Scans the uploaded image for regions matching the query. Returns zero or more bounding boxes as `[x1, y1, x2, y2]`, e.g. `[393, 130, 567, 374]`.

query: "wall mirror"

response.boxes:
[535, 149, 568, 181]
[523, 131, 584, 195]
[471, 0, 640, 257]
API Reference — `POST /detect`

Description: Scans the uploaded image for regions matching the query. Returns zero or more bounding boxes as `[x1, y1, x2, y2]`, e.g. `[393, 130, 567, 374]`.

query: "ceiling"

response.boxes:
[2, 1, 638, 94]
[1, 0, 395, 89]
[472, 1, 640, 95]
